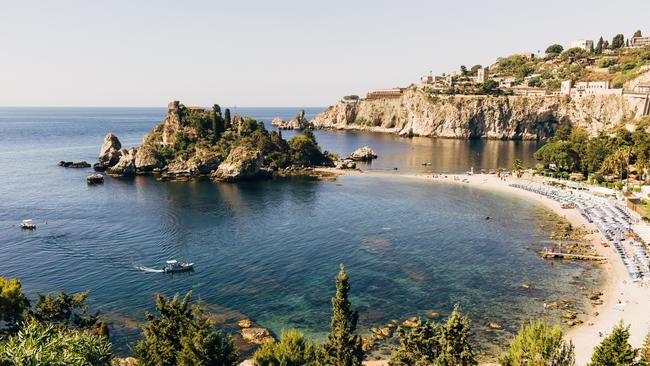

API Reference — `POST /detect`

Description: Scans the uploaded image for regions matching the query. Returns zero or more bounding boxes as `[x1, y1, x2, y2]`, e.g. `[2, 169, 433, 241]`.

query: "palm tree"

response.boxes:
[601, 147, 631, 185]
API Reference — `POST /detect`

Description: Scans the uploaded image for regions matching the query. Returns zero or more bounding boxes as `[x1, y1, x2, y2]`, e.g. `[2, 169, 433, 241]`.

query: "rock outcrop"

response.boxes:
[134, 144, 163, 172]
[58, 161, 91, 168]
[348, 146, 377, 161]
[212, 146, 264, 182]
[98, 133, 123, 166]
[107, 148, 137, 176]
[311, 88, 649, 140]
[271, 109, 311, 130]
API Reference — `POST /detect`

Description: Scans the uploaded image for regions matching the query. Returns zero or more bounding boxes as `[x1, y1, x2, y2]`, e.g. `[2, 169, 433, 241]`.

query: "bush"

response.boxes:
[0, 318, 113, 366]
[500, 320, 574, 366]
[253, 329, 324, 366]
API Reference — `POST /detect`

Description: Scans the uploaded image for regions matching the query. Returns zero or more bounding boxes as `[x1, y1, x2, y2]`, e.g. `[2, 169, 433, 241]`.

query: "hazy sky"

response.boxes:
[1, 0, 649, 107]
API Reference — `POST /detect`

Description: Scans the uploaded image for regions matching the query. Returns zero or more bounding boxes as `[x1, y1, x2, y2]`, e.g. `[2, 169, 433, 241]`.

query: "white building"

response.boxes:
[571, 39, 594, 51]
[560, 80, 623, 98]
[630, 36, 650, 48]
[476, 67, 489, 83]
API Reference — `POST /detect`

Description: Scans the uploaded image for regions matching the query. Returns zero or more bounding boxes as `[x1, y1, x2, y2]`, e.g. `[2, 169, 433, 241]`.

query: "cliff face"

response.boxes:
[311, 89, 648, 140]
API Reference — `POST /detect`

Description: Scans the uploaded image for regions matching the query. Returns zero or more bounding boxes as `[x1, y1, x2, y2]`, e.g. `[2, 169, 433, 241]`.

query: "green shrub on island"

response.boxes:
[389, 305, 476, 366]
[500, 320, 575, 366]
[589, 322, 635, 366]
[134, 291, 239, 366]
[0, 318, 113, 366]
[253, 329, 325, 366]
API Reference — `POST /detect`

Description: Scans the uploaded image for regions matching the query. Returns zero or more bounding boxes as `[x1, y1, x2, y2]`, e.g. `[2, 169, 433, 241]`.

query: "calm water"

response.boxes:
[0, 107, 599, 356]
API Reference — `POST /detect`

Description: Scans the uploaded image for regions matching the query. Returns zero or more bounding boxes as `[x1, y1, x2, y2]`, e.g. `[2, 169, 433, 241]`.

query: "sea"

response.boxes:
[0, 107, 601, 357]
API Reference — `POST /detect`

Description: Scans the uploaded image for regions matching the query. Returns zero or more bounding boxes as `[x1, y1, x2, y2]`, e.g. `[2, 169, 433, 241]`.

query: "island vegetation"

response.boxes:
[95, 101, 336, 182]
[2, 267, 650, 365]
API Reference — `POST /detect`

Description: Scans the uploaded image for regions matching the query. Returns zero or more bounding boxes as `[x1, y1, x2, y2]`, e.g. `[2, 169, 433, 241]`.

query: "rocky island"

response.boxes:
[95, 101, 336, 182]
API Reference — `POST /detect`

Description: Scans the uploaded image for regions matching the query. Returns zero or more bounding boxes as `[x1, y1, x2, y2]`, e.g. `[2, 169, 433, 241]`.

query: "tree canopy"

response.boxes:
[589, 322, 635, 366]
[253, 329, 325, 366]
[546, 44, 564, 55]
[500, 320, 574, 366]
[0, 276, 29, 332]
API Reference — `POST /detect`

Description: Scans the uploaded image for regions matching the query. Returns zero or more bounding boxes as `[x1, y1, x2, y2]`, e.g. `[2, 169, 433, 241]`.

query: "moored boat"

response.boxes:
[162, 260, 194, 273]
[20, 219, 36, 230]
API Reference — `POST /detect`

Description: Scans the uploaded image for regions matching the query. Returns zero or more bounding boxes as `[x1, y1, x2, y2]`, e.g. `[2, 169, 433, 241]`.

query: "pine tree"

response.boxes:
[612, 34, 625, 49]
[589, 322, 635, 366]
[500, 320, 574, 366]
[639, 332, 650, 366]
[437, 305, 477, 365]
[595, 37, 604, 54]
[134, 292, 239, 366]
[389, 318, 440, 365]
[324, 264, 363, 366]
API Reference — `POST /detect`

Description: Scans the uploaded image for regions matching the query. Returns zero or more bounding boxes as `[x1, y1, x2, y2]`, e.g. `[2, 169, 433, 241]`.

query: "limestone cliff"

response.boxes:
[311, 88, 648, 140]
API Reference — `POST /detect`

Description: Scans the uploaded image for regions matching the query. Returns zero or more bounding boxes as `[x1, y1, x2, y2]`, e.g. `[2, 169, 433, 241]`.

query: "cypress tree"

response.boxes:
[224, 109, 232, 129]
[595, 37, 604, 54]
[589, 322, 635, 366]
[212, 104, 224, 138]
[324, 264, 363, 366]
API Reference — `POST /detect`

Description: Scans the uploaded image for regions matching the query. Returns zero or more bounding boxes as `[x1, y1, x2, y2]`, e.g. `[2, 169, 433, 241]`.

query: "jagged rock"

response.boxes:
[98, 133, 122, 166]
[58, 161, 91, 168]
[335, 159, 357, 169]
[135, 144, 163, 172]
[241, 327, 273, 344]
[107, 148, 137, 176]
[271, 109, 311, 130]
[86, 174, 104, 185]
[212, 146, 263, 182]
[186, 147, 222, 174]
[348, 146, 377, 161]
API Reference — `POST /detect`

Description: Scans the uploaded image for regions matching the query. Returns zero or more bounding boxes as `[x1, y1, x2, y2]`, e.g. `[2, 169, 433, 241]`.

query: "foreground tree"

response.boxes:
[389, 305, 476, 366]
[436, 305, 476, 365]
[589, 322, 635, 366]
[33, 290, 108, 336]
[323, 264, 363, 366]
[512, 159, 524, 178]
[500, 320, 574, 366]
[0, 318, 113, 366]
[0, 276, 29, 334]
[639, 332, 650, 366]
[389, 318, 440, 365]
[134, 292, 239, 366]
[253, 329, 325, 366]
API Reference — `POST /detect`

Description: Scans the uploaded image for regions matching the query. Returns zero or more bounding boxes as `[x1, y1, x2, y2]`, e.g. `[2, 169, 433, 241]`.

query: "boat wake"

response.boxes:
[133, 265, 163, 273]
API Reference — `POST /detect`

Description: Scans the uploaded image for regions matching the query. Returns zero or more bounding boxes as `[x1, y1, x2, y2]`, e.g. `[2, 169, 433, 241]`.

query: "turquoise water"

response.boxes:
[0, 107, 599, 356]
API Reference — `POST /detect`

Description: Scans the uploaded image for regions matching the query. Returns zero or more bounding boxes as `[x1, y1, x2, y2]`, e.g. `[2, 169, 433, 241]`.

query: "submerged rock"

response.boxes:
[348, 146, 377, 161]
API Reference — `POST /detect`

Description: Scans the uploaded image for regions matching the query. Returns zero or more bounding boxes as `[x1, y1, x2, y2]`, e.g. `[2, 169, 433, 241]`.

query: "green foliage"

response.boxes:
[560, 48, 590, 61]
[33, 291, 107, 336]
[639, 332, 650, 365]
[597, 58, 617, 68]
[389, 318, 440, 366]
[470, 65, 482, 76]
[480, 80, 499, 95]
[512, 159, 524, 178]
[134, 292, 239, 366]
[612, 34, 625, 49]
[0, 277, 28, 332]
[533, 141, 579, 172]
[0, 318, 113, 366]
[287, 130, 327, 167]
[495, 55, 535, 79]
[634, 30, 643, 38]
[224, 109, 232, 129]
[527, 77, 542, 88]
[253, 329, 325, 366]
[389, 305, 476, 366]
[323, 264, 363, 366]
[499, 320, 574, 366]
[595, 37, 604, 54]
[546, 44, 564, 55]
[589, 322, 635, 366]
[436, 305, 476, 366]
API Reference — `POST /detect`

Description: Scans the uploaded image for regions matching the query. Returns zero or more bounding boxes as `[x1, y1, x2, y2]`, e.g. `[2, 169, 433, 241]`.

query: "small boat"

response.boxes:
[20, 219, 36, 230]
[162, 260, 194, 273]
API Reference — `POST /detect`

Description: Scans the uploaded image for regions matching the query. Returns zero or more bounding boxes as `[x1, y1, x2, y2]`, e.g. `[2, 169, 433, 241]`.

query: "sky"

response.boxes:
[1, 0, 649, 107]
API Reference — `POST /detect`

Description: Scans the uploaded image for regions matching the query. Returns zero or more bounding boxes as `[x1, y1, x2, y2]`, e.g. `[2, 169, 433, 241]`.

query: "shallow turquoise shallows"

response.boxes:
[0, 107, 600, 356]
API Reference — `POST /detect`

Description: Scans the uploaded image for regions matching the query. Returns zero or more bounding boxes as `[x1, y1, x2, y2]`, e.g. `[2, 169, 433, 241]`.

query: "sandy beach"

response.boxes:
[332, 169, 650, 365]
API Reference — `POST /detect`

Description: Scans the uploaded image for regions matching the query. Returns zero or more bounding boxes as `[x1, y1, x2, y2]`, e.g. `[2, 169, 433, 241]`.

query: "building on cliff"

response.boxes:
[366, 88, 405, 100]
[630, 36, 650, 48]
[571, 39, 594, 51]
[560, 80, 623, 98]
[476, 67, 489, 83]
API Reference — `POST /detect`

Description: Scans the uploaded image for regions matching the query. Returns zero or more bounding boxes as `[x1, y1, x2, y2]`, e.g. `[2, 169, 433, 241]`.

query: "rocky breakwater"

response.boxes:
[94, 100, 334, 182]
[311, 87, 648, 139]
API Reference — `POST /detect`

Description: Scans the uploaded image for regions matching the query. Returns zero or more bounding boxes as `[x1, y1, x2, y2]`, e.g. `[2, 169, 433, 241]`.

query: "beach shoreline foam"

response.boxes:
[318, 168, 650, 365]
